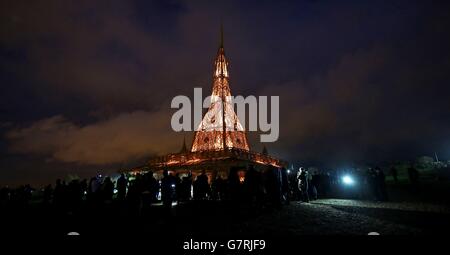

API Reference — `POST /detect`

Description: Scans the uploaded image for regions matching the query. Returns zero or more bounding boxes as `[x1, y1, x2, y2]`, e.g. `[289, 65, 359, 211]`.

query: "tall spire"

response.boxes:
[190, 25, 250, 152]
[220, 22, 224, 48]
[214, 24, 228, 78]
[219, 23, 226, 149]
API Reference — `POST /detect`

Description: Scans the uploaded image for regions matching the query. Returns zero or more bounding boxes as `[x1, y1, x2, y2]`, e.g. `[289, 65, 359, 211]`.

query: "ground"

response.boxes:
[240, 199, 450, 236]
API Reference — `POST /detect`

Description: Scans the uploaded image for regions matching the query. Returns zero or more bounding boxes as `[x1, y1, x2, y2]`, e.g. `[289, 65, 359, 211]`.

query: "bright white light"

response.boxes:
[171, 184, 176, 188]
[287, 170, 291, 174]
[342, 175, 354, 185]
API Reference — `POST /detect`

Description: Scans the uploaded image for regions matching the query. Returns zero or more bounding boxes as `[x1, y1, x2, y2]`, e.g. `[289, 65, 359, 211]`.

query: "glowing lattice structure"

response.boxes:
[191, 37, 249, 152]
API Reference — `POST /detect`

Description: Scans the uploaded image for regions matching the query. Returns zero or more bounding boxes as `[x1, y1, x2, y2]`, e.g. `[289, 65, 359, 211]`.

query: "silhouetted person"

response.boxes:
[228, 167, 242, 202]
[290, 170, 301, 200]
[322, 172, 331, 198]
[102, 177, 114, 201]
[80, 179, 87, 199]
[312, 172, 322, 198]
[53, 179, 64, 209]
[161, 170, 175, 209]
[117, 174, 128, 201]
[141, 172, 155, 211]
[359, 169, 371, 200]
[67, 179, 82, 211]
[195, 171, 210, 200]
[175, 173, 182, 201]
[211, 175, 219, 200]
[244, 165, 259, 204]
[297, 168, 309, 203]
[281, 167, 290, 205]
[390, 167, 398, 183]
[24, 184, 32, 203]
[126, 180, 141, 215]
[87, 176, 101, 203]
[367, 168, 378, 201]
[145, 171, 159, 203]
[180, 173, 192, 201]
[212, 175, 226, 201]
[310, 173, 318, 200]
[43, 184, 53, 205]
[408, 165, 420, 192]
[244, 165, 264, 209]
[265, 166, 282, 208]
[134, 173, 145, 203]
[193, 177, 199, 200]
[375, 167, 388, 201]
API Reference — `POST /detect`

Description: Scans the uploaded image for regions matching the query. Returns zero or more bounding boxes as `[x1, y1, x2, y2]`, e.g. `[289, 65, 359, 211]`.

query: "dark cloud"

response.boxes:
[6, 109, 183, 165]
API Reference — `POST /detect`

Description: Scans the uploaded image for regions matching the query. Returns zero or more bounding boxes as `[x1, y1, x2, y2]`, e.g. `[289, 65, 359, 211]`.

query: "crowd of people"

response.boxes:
[0, 164, 422, 213]
[0, 165, 290, 213]
[292, 167, 388, 202]
[292, 165, 422, 203]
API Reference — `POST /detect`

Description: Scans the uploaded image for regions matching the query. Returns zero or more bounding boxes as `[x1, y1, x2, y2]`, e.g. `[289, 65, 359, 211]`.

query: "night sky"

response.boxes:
[1, 0, 450, 186]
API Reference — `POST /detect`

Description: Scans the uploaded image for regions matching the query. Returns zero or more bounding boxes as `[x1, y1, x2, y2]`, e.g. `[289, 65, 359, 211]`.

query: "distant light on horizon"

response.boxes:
[342, 175, 355, 185]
